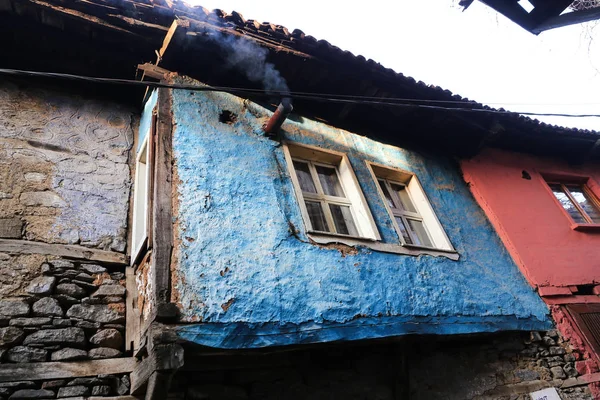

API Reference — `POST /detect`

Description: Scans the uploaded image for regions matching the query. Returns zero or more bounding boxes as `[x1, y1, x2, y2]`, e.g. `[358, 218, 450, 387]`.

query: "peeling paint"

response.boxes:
[170, 78, 551, 349]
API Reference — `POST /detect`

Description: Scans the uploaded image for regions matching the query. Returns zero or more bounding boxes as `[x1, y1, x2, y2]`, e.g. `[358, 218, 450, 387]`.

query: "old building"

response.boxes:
[0, 1, 599, 399]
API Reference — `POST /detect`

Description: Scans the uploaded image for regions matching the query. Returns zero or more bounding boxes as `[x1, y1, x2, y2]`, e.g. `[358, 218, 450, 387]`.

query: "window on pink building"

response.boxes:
[547, 181, 600, 224]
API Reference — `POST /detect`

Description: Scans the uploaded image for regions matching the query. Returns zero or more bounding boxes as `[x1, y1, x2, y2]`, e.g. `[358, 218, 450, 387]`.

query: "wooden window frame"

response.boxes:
[282, 142, 380, 241]
[566, 304, 600, 363]
[542, 174, 600, 231]
[367, 161, 455, 252]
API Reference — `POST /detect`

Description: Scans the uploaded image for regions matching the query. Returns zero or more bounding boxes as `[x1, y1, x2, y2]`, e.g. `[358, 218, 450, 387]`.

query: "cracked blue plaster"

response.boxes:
[170, 84, 551, 349]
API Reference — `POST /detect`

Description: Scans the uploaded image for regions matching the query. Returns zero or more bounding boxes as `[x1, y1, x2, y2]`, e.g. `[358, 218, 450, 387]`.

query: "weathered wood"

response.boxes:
[131, 343, 184, 395]
[0, 239, 128, 264]
[125, 266, 141, 353]
[152, 88, 174, 308]
[0, 357, 136, 382]
[144, 371, 175, 400]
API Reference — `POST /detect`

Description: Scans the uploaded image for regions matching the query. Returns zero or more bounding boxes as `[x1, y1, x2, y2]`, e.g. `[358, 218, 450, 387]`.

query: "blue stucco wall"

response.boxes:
[170, 83, 551, 349]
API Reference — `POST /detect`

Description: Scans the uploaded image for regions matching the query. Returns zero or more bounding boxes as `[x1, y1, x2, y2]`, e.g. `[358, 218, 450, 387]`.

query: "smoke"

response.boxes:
[206, 32, 289, 94]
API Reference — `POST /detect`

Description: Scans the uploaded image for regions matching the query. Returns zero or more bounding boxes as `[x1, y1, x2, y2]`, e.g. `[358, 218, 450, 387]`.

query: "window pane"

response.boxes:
[378, 180, 396, 209]
[394, 216, 413, 244]
[305, 201, 329, 232]
[316, 165, 345, 197]
[407, 219, 433, 247]
[565, 185, 600, 223]
[549, 183, 586, 223]
[330, 204, 358, 236]
[293, 161, 317, 194]
[391, 183, 416, 212]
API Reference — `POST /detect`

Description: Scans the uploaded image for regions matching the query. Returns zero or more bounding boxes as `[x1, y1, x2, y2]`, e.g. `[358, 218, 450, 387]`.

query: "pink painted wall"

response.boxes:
[461, 148, 600, 289]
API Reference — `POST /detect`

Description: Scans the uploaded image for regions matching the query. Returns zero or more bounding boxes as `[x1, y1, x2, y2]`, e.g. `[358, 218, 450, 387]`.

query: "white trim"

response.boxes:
[131, 135, 150, 265]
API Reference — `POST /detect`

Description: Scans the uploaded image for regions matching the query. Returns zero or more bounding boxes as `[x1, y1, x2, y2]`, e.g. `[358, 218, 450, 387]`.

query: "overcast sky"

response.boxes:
[187, 0, 599, 131]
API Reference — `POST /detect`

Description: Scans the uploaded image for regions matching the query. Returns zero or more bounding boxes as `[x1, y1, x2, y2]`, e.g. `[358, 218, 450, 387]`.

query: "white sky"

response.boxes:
[187, 0, 599, 131]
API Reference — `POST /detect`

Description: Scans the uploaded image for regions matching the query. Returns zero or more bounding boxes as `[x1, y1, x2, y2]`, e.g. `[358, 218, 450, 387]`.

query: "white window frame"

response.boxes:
[131, 133, 151, 265]
[282, 142, 380, 241]
[367, 161, 454, 252]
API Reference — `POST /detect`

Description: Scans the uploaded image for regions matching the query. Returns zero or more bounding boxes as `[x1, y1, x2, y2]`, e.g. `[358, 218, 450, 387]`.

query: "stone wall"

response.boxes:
[0, 256, 128, 398]
[0, 79, 132, 250]
[163, 331, 597, 400]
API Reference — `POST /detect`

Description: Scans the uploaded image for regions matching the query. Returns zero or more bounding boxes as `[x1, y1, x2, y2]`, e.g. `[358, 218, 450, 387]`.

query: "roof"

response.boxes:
[1, 0, 598, 162]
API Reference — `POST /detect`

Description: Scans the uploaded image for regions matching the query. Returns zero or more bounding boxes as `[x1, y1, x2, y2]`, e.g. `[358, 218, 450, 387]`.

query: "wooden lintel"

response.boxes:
[0, 357, 136, 382]
[533, 7, 600, 34]
[0, 239, 128, 265]
[137, 63, 172, 81]
[131, 343, 184, 395]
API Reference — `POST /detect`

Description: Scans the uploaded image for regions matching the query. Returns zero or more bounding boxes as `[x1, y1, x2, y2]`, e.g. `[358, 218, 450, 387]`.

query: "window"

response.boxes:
[283, 143, 379, 240]
[368, 162, 453, 251]
[546, 180, 600, 225]
[131, 135, 150, 263]
[566, 304, 600, 362]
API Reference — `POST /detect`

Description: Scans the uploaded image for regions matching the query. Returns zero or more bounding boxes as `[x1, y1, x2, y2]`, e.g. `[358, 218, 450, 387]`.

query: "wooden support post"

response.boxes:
[144, 371, 175, 400]
[152, 86, 175, 315]
[131, 343, 184, 395]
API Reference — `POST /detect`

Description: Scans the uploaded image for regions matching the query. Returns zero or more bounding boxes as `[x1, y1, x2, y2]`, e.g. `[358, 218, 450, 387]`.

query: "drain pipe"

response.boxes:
[263, 97, 293, 135]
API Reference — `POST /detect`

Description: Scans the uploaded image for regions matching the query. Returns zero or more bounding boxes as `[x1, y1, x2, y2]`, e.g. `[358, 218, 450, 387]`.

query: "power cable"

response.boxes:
[1, 68, 599, 119]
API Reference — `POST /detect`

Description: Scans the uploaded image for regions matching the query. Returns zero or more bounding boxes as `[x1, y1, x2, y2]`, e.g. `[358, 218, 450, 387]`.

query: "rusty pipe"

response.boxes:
[263, 97, 292, 134]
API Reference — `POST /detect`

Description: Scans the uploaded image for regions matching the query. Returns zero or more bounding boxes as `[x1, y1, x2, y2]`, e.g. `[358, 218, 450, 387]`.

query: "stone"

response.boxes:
[0, 218, 22, 238]
[6, 346, 47, 363]
[117, 375, 130, 395]
[542, 336, 556, 346]
[41, 263, 52, 275]
[549, 346, 566, 355]
[42, 380, 66, 389]
[550, 366, 566, 379]
[8, 389, 55, 399]
[75, 273, 94, 282]
[0, 382, 35, 389]
[57, 386, 88, 398]
[89, 329, 123, 349]
[547, 329, 559, 338]
[66, 304, 124, 324]
[20, 191, 66, 207]
[110, 272, 124, 280]
[53, 318, 72, 327]
[23, 327, 85, 347]
[91, 285, 125, 298]
[51, 348, 87, 361]
[75, 320, 101, 329]
[71, 280, 96, 290]
[26, 276, 57, 295]
[537, 359, 549, 368]
[80, 264, 106, 274]
[67, 377, 102, 386]
[24, 172, 47, 182]
[0, 299, 30, 317]
[56, 284, 86, 299]
[91, 385, 111, 396]
[88, 347, 121, 359]
[515, 369, 540, 381]
[104, 296, 124, 304]
[51, 260, 75, 270]
[530, 332, 543, 342]
[9, 317, 52, 327]
[55, 295, 79, 306]
[564, 354, 576, 363]
[33, 297, 63, 317]
[0, 327, 25, 346]
[564, 363, 578, 377]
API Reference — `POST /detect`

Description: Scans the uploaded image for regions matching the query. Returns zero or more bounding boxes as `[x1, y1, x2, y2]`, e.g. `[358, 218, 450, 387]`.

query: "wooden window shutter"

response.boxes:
[567, 304, 600, 360]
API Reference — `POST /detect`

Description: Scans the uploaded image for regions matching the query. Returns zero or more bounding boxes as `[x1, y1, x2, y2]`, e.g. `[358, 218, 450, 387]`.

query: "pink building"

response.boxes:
[462, 146, 600, 392]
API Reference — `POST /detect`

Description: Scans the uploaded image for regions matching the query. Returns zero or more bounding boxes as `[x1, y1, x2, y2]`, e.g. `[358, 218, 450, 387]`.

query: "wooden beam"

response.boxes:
[137, 63, 172, 81]
[0, 358, 136, 382]
[532, 6, 600, 33]
[0, 239, 128, 265]
[158, 19, 189, 61]
[152, 88, 174, 308]
[144, 371, 175, 400]
[131, 344, 184, 395]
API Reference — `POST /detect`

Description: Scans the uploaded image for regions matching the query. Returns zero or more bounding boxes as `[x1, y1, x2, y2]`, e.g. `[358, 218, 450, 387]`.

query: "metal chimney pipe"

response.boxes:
[263, 97, 293, 134]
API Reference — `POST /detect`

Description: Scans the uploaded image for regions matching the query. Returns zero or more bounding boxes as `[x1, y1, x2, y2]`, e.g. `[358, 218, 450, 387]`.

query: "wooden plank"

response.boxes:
[125, 266, 141, 353]
[144, 371, 174, 400]
[137, 63, 172, 80]
[0, 358, 136, 382]
[152, 88, 174, 307]
[131, 344, 184, 395]
[0, 239, 128, 265]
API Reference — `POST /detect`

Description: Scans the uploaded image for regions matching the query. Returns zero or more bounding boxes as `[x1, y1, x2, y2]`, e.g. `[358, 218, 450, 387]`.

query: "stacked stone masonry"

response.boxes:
[0, 374, 130, 399]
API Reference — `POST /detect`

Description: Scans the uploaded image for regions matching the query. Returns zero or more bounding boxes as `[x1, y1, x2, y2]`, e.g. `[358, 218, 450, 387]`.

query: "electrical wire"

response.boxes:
[1, 68, 599, 119]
